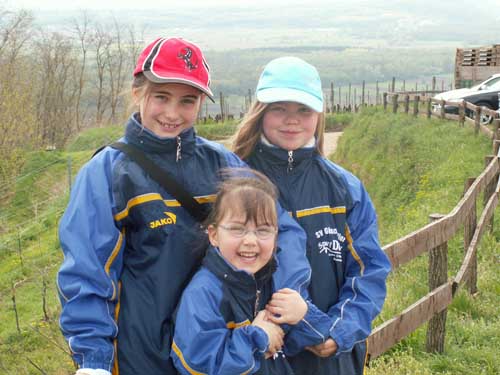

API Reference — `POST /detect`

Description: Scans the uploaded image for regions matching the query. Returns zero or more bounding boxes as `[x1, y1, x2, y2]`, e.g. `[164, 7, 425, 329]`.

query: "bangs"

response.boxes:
[219, 186, 277, 227]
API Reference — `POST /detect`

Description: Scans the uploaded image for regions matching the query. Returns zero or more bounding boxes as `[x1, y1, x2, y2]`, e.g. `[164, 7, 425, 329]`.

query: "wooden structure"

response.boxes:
[366, 93, 500, 361]
[455, 45, 500, 88]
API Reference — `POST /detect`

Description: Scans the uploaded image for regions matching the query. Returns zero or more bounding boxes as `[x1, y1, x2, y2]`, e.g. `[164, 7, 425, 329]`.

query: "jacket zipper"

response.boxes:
[287, 150, 294, 173]
[176, 136, 182, 162]
[285, 150, 297, 219]
[254, 288, 261, 317]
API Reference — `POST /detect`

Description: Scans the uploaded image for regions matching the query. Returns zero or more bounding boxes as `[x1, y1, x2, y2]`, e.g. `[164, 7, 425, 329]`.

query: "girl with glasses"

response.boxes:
[171, 170, 331, 375]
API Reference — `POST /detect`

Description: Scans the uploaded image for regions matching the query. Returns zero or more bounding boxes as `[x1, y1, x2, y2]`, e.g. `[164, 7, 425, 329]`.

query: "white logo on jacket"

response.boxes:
[315, 226, 345, 262]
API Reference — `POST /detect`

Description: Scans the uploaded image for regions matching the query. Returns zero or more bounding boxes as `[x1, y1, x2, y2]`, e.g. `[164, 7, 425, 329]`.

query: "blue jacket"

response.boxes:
[246, 142, 391, 375]
[171, 246, 331, 375]
[57, 115, 310, 375]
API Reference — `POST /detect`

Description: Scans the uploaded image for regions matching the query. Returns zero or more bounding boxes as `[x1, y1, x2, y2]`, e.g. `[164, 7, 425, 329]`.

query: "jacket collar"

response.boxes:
[203, 246, 276, 292]
[124, 113, 196, 156]
[252, 141, 316, 170]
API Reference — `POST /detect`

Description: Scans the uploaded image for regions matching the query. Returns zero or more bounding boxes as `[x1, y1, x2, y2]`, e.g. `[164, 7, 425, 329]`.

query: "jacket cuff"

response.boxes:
[76, 369, 111, 375]
[329, 321, 351, 353]
[244, 325, 269, 353]
[300, 301, 332, 338]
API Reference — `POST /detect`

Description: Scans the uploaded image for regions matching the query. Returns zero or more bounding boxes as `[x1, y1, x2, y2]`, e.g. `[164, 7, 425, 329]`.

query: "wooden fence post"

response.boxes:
[432, 76, 436, 92]
[474, 107, 481, 135]
[392, 94, 399, 114]
[440, 99, 445, 119]
[391, 77, 396, 92]
[413, 95, 420, 116]
[11, 281, 21, 334]
[427, 97, 432, 118]
[17, 230, 24, 270]
[219, 92, 225, 121]
[493, 139, 500, 155]
[484, 156, 496, 232]
[330, 82, 335, 113]
[404, 95, 410, 114]
[463, 177, 477, 294]
[383, 93, 388, 111]
[458, 100, 465, 127]
[492, 118, 499, 140]
[42, 276, 50, 321]
[376, 81, 380, 105]
[362, 80, 365, 106]
[348, 83, 352, 107]
[426, 213, 448, 353]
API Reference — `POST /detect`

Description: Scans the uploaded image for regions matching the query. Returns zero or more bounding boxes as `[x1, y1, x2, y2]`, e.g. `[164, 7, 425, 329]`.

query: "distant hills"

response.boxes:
[27, 0, 500, 50]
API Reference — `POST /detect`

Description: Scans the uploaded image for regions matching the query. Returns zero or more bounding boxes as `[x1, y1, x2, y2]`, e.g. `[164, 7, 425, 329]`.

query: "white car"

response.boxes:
[433, 74, 500, 125]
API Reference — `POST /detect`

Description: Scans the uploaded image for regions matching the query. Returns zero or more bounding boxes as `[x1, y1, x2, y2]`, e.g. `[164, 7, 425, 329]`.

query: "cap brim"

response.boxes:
[256, 88, 323, 112]
[143, 71, 215, 102]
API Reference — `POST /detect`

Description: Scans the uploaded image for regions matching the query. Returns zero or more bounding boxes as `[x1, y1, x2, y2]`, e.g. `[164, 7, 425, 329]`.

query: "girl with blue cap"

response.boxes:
[233, 56, 391, 375]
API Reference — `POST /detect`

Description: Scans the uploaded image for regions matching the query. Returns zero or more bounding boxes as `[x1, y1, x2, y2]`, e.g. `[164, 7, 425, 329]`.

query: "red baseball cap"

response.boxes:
[134, 37, 214, 100]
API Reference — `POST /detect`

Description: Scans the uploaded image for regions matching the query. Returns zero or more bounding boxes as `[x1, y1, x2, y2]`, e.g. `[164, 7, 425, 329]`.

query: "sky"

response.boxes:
[11, 0, 498, 11]
[9, 0, 302, 10]
[5, 0, 500, 51]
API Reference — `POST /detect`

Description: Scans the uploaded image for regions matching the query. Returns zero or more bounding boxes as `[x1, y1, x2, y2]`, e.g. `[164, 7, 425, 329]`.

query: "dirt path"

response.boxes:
[323, 131, 343, 156]
[217, 131, 342, 156]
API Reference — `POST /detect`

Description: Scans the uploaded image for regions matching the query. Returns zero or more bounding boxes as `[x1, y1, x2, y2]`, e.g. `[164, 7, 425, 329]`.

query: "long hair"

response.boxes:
[232, 101, 325, 160]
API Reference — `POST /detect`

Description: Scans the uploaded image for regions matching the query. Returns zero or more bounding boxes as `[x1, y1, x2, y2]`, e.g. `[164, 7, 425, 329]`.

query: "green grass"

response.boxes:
[332, 107, 499, 374]
[325, 112, 354, 132]
[0, 111, 498, 374]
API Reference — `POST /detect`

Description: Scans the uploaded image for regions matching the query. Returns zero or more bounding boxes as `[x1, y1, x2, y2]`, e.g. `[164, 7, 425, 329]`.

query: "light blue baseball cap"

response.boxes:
[256, 56, 324, 112]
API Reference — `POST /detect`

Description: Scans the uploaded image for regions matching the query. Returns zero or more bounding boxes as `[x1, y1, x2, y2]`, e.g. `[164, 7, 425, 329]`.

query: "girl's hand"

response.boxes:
[265, 288, 307, 325]
[305, 338, 338, 357]
[252, 310, 284, 355]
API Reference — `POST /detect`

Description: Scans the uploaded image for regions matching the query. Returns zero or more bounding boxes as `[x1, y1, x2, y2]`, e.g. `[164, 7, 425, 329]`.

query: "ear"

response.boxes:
[131, 87, 142, 107]
[207, 224, 219, 247]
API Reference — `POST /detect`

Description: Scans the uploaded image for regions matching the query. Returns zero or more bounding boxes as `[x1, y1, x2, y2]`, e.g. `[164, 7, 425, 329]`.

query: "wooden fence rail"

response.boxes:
[366, 95, 500, 361]
[383, 92, 500, 140]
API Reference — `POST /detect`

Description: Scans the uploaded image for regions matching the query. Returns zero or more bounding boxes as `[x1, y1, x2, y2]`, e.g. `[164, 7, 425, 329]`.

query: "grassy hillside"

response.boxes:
[332, 108, 499, 374]
[0, 112, 498, 373]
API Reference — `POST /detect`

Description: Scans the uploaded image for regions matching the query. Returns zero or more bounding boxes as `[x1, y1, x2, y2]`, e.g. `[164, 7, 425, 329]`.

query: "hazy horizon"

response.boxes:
[5, 0, 500, 50]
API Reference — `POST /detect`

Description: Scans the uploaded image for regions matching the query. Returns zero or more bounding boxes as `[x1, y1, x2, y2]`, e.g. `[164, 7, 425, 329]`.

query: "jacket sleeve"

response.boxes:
[274, 205, 310, 296]
[327, 172, 391, 353]
[171, 280, 269, 375]
[57, 150, 124, 372]
[284, 300, 332, 356]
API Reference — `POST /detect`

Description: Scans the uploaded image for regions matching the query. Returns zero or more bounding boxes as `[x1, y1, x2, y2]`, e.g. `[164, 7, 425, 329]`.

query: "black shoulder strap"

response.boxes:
[109, 142, 209, 222]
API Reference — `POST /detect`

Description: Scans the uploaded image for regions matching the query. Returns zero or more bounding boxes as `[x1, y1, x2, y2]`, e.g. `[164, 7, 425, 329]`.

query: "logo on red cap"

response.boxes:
[178, 47, 198, 71]
[134, 37, 214, 100]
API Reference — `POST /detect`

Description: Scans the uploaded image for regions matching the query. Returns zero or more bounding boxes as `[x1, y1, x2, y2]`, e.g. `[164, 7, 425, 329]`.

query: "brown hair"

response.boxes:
[207, 168, 278, 228]
[232, 101, 325, 160]
[129, 73, 153, 114]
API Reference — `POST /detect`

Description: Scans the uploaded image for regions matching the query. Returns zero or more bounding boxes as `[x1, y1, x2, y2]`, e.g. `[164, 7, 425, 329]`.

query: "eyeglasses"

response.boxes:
[217, 224, 277, 240]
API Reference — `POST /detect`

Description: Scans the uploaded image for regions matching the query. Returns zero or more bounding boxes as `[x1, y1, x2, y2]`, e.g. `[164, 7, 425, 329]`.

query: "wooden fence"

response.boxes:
[366, 93, 500, 361]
